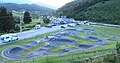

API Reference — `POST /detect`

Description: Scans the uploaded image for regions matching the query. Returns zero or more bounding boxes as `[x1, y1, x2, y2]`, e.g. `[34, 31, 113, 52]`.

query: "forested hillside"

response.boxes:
[56, 0, 120, 25]
[0, 3, 55, 15]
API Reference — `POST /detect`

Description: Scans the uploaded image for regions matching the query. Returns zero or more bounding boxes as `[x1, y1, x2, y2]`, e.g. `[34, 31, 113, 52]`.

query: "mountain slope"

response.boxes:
[56, 0, 120, 25]
[0, 3, 55, 15]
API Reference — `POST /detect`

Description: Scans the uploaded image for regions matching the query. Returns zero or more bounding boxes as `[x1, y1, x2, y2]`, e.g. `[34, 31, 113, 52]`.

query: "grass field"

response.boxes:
[12, 11, 45, 31]
[20, 42, 45, 56]
[49, 42, 78, 52]
[12, 12, 24, 17]
[0, 30, 59, 58]
[0, 25, 120, 63]
[67, 35, 95, 44]
[22, 18, 44, 31]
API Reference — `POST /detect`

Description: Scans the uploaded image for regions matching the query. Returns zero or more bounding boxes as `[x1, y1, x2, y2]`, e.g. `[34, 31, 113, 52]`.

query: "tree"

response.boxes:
[23, 11, 32, 24]
[43, 18, 51, 24]
[0, 6, 15, 32]
[116, 42, 120, 54]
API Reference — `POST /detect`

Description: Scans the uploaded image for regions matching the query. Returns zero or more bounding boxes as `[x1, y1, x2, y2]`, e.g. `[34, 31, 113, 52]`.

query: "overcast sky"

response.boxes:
[0, 0, 74, 9]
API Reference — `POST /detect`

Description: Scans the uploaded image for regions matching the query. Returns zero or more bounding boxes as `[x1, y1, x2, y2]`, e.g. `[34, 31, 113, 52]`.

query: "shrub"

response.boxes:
[116, 42, 120, 54]
[9, 29, 16, 33]
[43, 18, 51, 24]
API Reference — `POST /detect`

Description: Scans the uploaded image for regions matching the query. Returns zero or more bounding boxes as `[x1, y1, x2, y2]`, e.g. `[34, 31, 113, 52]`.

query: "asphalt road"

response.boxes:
[16, 27, 59, 40]
[89, 22, 120, 27]
[0, 24, 68, 44]
[0, 22, 104, 44]
[1, 22, 119, 43]
[16, 24, 68, 40]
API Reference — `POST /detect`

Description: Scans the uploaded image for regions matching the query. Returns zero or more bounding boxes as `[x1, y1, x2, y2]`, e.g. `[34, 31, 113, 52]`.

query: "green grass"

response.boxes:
[22, 18, 45, 31]
[67, 35, 95, 44]
[78, 30, 87, 37]
[20, 42, 45, 56]
[90, 25, 120, 37]
[23, 19, 40, 28]
[12, 12, 24, 17]
[49, 43, 78, 52]
[12, 11, 45, 31]
[3, 40, 119, 63]
[49, 46, 63, 52]
[0, 25, 120, 63]
[0, 30, 60, 59]
[24, 19, 41, 26]
[59, 0, 120, 24]
[79, 24, 120, 37]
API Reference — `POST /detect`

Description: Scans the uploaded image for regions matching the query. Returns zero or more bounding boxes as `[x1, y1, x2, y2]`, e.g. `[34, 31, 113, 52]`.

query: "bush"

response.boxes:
[23, 28, 31, 31]
[103, 54, 120, 63]
[116, 42, 120, 54]
[25, 25, 33, 28]
[37, 22, 41, 24]
[43, 56, 60, 63]
[15, 25, 20, 31]
[43, 18, 51, 24]
[9, 29, 16, 33]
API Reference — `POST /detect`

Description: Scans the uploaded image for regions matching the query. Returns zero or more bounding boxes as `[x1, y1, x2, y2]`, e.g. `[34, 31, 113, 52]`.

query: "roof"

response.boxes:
[0, 34, 17, 37]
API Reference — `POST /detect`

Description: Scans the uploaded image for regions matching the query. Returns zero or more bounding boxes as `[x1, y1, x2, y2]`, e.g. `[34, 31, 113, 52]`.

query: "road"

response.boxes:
[1, 22, 119, 44]
[17, 22, 120, 40]
[16, 26, 62, 40]
[17, 24, 68, 40]
[89, 22, 120, 27]
[0, 24, 68, 44]
[15, 23, 120, 41]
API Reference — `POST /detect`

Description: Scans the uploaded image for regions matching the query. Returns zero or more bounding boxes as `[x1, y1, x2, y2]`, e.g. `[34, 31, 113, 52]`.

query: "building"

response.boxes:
[51, 16, 75, 25]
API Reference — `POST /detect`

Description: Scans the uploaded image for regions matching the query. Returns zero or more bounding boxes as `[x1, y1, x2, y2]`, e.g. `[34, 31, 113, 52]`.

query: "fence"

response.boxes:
[0, 48, 117, 63]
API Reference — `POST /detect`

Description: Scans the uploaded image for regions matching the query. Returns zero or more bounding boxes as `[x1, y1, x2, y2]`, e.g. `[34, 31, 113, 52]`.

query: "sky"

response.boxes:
[0, 0, 74, 9]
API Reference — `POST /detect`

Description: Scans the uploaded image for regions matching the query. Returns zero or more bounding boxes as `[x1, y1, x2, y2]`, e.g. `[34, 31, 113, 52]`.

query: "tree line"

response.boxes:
[0, 6, 51, 35]
[0, 6, 15, 33]
[0, 6, 32, 34]
[56, 0, 120, 25]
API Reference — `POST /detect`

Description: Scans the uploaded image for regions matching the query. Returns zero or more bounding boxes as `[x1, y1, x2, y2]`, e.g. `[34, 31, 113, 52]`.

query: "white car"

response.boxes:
[67, 23, 76, 27]
[45, 24, 52, 28]
[0, 34, 19, 43]
[34, 25, 41, 29]
[83, 21, 90, 25]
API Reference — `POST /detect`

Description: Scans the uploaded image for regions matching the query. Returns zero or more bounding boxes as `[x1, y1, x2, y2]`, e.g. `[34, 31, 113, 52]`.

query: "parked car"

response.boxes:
[51, 24, 57, 26]
[75, 22, 82, 25]
[60, 21, 67, 24]
[45, 24, 52, 28]
[34, 25, 41, 29]
[83, 21, 90, 25]
[61, 26, 65, 28]
[0, 34, 19, 43]
[83, 21, 89, 24]
[67, 23, 76, 27]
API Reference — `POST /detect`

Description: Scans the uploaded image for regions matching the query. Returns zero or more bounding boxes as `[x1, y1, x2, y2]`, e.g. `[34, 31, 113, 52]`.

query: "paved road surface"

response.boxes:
[16, 26, 61, 40]
[90, 22, 120, 27]
[0, 24, 68, 44]
[1, 22, 119, 43]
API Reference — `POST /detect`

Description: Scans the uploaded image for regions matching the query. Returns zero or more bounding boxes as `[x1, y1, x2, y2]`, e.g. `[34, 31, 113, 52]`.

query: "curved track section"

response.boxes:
[87, 36, 106, 45]
[2, 28, 109, 59]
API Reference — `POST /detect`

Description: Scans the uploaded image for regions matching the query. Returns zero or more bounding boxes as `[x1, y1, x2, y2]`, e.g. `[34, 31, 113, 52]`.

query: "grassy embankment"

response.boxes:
[0, 25, 120, 63]
[0, 30, 59, 59]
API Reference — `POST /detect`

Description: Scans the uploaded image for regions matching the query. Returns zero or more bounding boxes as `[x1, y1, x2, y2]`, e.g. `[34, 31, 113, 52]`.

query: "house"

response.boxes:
[12, 10, 17, 12]
[61, 16, 75, 23]
[51, 18, 64, 25]
[51, 16, 75, 25]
